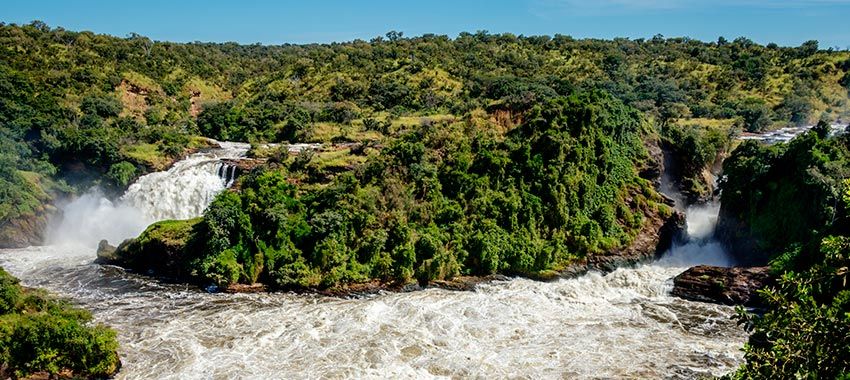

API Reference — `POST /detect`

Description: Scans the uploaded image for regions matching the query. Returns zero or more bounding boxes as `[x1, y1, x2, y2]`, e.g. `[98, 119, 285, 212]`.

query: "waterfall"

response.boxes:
[656, 202, 735, 268]
[0, 140, 748, 379]
[655, 146, 735, 268]
[47, 141, 249, 248]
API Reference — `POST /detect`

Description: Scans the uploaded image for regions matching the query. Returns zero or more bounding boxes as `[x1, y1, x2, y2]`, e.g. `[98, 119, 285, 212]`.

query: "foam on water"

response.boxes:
[0, 141, 747, 379]
[0, 244, 745, 379]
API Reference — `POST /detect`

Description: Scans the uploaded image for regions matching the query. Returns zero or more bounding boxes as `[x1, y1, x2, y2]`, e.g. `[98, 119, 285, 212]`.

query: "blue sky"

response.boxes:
[3, 0, 850, 48]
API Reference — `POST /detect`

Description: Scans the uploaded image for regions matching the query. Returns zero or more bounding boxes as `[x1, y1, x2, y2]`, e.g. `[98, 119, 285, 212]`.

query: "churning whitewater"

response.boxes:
[46, 141, 249, 248]
[0, 143, 747, 379]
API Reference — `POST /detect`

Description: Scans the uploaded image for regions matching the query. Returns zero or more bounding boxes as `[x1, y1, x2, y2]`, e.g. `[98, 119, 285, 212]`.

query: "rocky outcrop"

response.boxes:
[658, 140, 726, 206]
[97, 218, 202, 280]
[220, 158, 265, 172]
[672, 265, 773, 306]
[639, 137, 665, 185]
[0, 205, 58, 248]
[96, 240, 118, 262]
[589, 210, 686, 272]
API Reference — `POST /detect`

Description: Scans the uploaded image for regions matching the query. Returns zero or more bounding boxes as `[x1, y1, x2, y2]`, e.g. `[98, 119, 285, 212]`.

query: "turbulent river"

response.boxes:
[0, 142, 747, 379]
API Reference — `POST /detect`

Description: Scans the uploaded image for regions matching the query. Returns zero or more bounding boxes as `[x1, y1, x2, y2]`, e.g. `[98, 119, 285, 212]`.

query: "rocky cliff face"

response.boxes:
[589, 210, 685, 272]
[715, 206, 770, 266]
[0, 205, 57, 248]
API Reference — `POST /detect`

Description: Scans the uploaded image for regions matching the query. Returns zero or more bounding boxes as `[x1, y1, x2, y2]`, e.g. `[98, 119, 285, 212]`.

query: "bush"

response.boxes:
[319, 102, 360, 124]
[731, 236, 850, 379]
[80, 95, 122, 118]
[106, 161, 137, 188]
[0, 268, 120, 378]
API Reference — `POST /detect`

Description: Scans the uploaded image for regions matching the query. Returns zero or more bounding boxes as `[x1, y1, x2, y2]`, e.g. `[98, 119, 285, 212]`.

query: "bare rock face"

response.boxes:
[639, 137, 665, 185]
[589, 210, 686, 272]
[0, 205, 57, 248]
[672, 265, 773, 306]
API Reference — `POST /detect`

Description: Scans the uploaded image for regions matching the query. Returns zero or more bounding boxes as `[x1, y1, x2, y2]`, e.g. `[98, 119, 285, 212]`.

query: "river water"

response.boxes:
[0, 142, 747, 379]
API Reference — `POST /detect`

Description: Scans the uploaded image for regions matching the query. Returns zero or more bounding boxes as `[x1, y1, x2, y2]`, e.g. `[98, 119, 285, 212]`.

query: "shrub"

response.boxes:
[106, 161, 137, 188]
[0, 268, 120, 378]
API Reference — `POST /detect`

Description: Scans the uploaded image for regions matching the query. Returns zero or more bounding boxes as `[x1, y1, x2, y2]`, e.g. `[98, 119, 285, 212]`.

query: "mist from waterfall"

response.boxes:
[46, 142, 249, 248]
[0, 141, 751, 378]
[46, 190, 151, 248]
[657, 202, 735, 268]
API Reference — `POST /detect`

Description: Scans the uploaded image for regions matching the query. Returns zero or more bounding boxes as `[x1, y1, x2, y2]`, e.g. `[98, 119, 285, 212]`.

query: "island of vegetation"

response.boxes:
[104, 91, 676, 290]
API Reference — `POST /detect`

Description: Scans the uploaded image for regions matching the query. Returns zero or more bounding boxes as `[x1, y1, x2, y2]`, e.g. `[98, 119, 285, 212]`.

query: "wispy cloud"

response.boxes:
[531, 0, 850, 13]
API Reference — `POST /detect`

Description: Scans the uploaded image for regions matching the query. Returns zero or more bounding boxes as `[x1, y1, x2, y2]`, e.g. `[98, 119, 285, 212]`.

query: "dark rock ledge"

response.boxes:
[672, 265, 774, 306]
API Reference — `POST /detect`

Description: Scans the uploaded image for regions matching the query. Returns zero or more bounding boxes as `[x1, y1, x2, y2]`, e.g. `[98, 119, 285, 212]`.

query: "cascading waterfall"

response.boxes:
[121, 142, 249, 222]
[656, 202, 735, 268]
[46, 141, 249, 248]
[0, 141, 749, 379]
[216, 163, 237, 188]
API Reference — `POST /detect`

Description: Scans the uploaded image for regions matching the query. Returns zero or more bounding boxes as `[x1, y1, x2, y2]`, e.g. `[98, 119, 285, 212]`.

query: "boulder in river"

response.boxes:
[671, 265, 773, 306]
[96, 239, 118, 262]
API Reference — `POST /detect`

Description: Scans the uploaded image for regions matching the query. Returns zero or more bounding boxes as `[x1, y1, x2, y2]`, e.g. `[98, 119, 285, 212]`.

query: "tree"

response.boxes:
[105, 161, 136, 188]
[799, 40, 819, 57]
[386, 31, 404, 42]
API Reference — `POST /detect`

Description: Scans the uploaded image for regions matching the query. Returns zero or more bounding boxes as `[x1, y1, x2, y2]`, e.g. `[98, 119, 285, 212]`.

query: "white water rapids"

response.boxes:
[0, 144, 747, 379]
[46, 141, 249, 248]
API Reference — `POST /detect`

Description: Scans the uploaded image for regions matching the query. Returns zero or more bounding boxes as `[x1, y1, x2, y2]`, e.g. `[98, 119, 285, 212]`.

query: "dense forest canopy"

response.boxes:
[1, 21, 849, 229]
[718, 126, 850, 378]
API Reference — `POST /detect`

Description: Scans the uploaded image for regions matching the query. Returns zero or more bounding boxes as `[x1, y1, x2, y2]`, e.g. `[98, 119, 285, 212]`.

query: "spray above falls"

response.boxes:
[48, 141, 250, 248]
[1, 143, 750, 379]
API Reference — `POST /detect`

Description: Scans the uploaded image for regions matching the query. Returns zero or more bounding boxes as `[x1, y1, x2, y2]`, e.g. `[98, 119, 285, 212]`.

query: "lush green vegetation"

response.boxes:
[731, 235, 850, 379]
[0, 267, 120, 378]
[720, 121, 850, 266]
[720, 126, 850, 378]
[2, 21, 849, 236]
[117, 92, 669, 289]
[1, 21, 846, 241]
[4, 21, 850, 376]
[660, 122, 731, 200]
